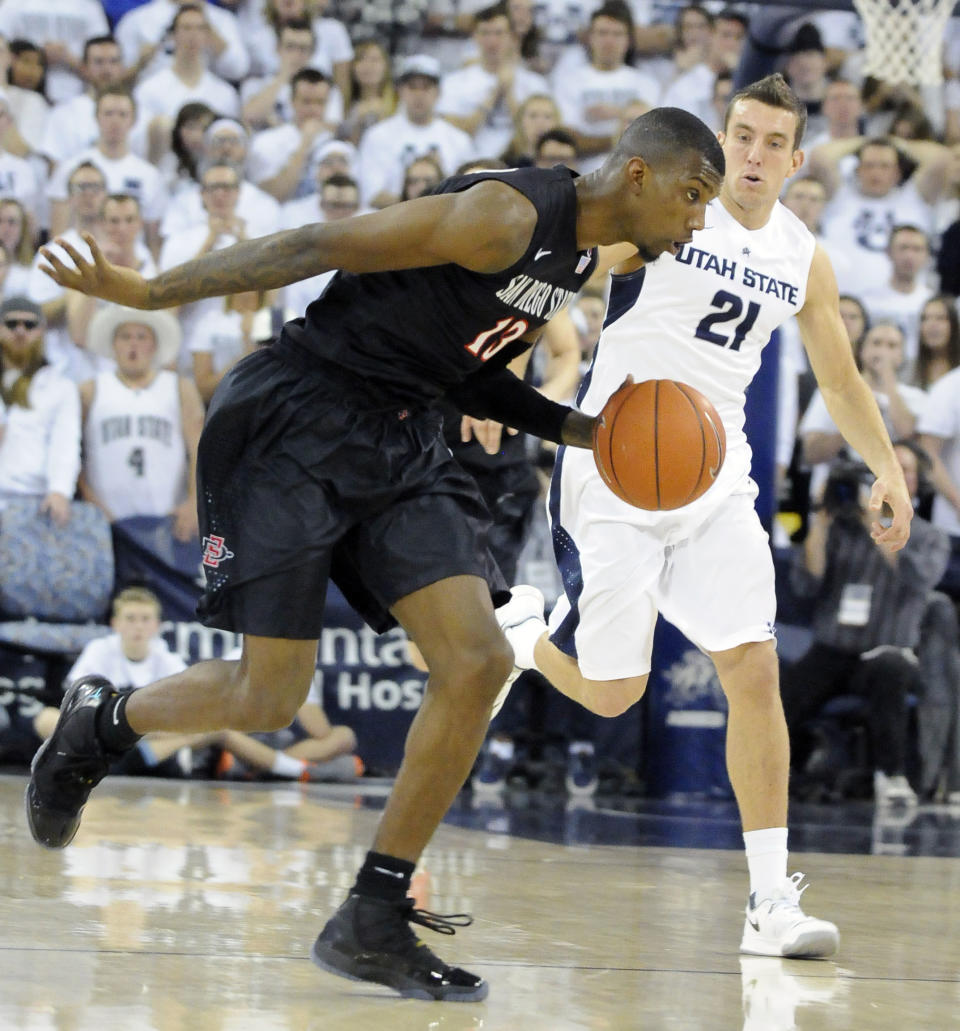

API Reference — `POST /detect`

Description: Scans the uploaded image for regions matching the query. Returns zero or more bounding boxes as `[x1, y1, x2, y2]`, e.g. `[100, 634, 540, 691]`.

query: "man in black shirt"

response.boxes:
[28, 107, 724, 1002]
[782, 445, 949, 804]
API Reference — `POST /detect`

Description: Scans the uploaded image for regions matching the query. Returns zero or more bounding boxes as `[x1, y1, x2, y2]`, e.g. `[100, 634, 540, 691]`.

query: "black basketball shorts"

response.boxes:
[195, 343, 507, 639]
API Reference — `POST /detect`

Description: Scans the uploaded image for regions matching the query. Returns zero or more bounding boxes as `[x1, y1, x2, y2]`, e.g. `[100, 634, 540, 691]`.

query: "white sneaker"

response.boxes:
[491, 586, 545, 720]
[874, 770, 918, 806]
[740, 873, 839, 959]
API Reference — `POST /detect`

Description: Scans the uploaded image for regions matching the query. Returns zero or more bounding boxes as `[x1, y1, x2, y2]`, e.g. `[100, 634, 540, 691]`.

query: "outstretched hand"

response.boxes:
[39, 233, 151, 309]
[868, 471, 913, 552]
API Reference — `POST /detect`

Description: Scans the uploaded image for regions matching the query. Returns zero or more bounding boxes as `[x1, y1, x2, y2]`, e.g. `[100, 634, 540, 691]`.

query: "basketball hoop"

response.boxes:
[852, 0, 953, 86]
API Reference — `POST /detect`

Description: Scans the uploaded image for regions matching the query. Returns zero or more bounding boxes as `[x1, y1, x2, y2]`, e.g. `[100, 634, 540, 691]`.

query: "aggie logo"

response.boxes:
[202, 534, 234, 568]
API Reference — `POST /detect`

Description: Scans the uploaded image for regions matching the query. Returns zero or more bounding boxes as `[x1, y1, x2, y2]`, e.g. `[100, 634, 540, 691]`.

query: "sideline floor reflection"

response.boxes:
[1, 775, 958, 1031]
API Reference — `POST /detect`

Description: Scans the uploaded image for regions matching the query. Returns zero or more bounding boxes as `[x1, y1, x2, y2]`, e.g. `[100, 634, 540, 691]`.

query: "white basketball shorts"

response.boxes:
[547, 446, 777, 682]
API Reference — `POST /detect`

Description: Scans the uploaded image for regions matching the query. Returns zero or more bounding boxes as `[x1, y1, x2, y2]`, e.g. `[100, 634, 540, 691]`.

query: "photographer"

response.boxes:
[781, 443, 949, 805]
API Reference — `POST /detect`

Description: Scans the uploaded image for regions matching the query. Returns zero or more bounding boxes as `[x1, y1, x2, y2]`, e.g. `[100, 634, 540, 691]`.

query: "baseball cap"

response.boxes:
[396, 54, 441, 84]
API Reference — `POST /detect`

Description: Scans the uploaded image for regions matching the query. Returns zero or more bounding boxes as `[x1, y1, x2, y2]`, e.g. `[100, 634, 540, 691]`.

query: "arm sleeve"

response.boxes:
[444, 363, 573, 445]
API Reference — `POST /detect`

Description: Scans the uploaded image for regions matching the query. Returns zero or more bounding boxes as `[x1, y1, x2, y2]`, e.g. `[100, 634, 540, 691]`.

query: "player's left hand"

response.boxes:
[868, 471, 913, 552]
[460, 415, 517, 455]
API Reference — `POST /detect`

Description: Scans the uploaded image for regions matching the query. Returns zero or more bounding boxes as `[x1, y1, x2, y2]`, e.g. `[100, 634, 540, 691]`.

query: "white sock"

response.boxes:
[743, 827, 788, 901]
[509, 618, 547, 670]
[271, 753, 307, 778]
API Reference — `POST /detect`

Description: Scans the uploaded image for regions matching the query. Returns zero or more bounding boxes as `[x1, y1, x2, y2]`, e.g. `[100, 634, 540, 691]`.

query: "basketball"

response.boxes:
[592, 380, 726, 510]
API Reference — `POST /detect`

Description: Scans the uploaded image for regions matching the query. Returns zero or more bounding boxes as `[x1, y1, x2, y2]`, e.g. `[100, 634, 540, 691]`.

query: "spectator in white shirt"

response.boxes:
[80, 304, 202, 538]
[241, 17, 319, 130]
[158, 162, 248, 367]
[918, 364, 960, 595]
[358, 55, 473, 209]
[0, 93, 40, 222]
[780, 23, 830, 142]
[26, 163, 107, 381]
[339, 38, 396, 147]
[47, 89, 168, 253]
[859, 224, 934, 378]
[802, 321, 927, 499]
[248, 68, 336, 203]
[133, 3, 241, 149]
[66, 193, 159, 354]
[0, 35, 50, 162]
[801, 77, 864, 154]
[40, 36, 132, 169]
[238, 0, 353, 95]
[659, 7, 746, 127]
[0, 0, 109, 104]
[281, 140, 358, 228]
[190, 288, 275, 404]
[162, 118, 280, 241]
[808, 135, 953, 298]
[437, 3, 550, 157]
[914, 295, 960, 393]
[0, 197, 37, 297]
[241, 17, 347, 130]
[500, 93, 560, 166]
[0, 296, 80, 525]
[116, 0, 249, 84]
[157, 100, 216, 192]
[552, 3, 658, 171]
[282, 173, 360, 320]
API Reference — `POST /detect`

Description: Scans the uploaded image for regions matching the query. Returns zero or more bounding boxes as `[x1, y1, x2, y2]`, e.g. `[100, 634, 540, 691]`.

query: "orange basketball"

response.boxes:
[592, 379, 726, 510]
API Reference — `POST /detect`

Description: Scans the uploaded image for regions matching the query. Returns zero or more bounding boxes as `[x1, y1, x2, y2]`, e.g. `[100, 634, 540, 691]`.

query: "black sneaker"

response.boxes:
[24, 675, 122, 849]
[311, 894, 488, 1002]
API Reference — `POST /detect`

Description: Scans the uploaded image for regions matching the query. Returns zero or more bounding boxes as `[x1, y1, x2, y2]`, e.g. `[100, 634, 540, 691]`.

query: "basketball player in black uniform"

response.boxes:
[28, 108, 724, 1002]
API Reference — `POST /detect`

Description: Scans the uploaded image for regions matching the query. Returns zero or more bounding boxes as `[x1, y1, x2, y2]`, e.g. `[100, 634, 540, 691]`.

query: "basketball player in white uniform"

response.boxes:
[500, 75, 913, 959]
[79, 305, 204, 542]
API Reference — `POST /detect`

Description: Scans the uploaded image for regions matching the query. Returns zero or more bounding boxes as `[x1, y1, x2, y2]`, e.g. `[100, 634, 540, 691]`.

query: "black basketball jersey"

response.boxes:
[282, 165, 597, 406]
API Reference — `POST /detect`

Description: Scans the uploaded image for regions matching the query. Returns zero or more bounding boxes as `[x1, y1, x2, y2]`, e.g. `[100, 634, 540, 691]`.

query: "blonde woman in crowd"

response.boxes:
[340, 39, 396, 146]
[500, 93, 561, 166]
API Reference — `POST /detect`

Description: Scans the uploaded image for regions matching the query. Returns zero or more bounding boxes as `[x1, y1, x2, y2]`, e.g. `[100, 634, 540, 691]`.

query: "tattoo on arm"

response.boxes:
[147, 225, 327, 308]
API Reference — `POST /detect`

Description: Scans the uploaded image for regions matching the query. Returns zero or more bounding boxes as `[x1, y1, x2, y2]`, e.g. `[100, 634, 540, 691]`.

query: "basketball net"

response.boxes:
[852, 0, 953, 85]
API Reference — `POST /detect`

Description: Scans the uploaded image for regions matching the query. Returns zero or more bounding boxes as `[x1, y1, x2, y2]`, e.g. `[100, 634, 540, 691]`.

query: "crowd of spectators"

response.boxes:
[0, 0, 959, 804]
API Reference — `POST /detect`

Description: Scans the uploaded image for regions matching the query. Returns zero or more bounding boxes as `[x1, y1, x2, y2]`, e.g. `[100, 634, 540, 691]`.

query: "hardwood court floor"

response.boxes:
[1, 774, 958, 1031]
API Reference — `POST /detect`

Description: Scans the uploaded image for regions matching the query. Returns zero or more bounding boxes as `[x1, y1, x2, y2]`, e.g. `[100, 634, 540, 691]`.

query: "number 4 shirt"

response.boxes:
[82, 369, 188, 522]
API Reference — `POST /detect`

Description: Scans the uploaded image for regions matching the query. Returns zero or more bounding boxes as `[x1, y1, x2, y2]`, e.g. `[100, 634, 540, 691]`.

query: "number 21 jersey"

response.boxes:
[580, 197, 816, 497]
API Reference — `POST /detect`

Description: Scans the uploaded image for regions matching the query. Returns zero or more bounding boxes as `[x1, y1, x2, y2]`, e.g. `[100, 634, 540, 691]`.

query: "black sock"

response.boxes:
[352, 850, 415, 902]
[95, 692, 143, 753]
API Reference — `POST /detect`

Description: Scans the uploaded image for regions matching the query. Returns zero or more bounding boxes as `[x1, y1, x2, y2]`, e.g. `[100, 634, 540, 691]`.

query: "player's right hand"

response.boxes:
[39, 233, 151, 309]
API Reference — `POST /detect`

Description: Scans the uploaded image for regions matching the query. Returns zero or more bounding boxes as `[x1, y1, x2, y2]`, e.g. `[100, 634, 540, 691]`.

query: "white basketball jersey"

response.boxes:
[84, 370, 187, 521]
[580, 198, 816, 504]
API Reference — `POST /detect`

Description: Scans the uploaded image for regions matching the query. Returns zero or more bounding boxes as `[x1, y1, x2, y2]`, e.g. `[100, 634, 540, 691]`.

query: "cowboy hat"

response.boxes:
[87, 304, 182, 368]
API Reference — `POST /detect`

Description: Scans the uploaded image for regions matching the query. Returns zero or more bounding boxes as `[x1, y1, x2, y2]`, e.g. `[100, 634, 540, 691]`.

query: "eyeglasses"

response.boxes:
[70, 181, 106, 194]
[202, 182, 239, 192]
[3, 318, 39, 330]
